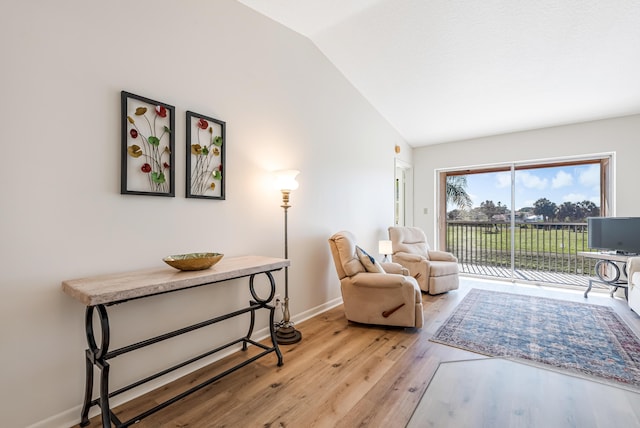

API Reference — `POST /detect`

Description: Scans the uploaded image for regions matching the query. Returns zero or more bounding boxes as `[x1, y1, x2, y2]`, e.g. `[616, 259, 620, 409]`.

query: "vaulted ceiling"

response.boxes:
[237, 0, 640, 147]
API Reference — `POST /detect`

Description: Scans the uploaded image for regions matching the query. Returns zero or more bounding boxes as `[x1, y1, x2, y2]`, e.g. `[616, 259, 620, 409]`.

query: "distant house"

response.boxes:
[524, 215, 544, 223]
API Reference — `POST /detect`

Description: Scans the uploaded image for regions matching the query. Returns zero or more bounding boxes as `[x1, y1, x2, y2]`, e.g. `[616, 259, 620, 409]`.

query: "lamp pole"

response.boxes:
[282, 190, 292, 327]
[275, 171, 302, 344]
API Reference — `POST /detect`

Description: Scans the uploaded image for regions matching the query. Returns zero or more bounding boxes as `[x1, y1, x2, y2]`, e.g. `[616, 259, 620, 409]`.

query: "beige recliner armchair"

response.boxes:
[388, 226, 459, 295]
[328, 231, 424, 328]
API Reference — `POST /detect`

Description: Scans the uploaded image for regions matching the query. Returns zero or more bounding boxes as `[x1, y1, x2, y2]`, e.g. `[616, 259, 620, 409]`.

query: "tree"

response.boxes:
[556, 201, 577, 222]
[446, 175, 472, 210]
[480, 200, 507, 219]
[480, 200, 496, 218]
[533, 198, 557, 221]
[578, 200, 600, 219]
[556, 200, 599, 221]
[469, 207, 488, 221]
[447, 209, 462, 220]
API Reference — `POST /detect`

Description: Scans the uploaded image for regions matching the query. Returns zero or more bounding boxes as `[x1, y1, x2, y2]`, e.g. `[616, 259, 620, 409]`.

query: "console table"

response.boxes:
[62, 255, 288, 427]
[578, 251, 630, 299]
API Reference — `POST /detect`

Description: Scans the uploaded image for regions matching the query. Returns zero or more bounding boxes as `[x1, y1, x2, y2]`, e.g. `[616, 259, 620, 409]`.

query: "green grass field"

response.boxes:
[446, 222, 595, 273]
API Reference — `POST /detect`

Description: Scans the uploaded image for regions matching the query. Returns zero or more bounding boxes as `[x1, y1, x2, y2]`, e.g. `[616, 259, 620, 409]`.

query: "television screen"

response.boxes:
[587, 217, 640, 254]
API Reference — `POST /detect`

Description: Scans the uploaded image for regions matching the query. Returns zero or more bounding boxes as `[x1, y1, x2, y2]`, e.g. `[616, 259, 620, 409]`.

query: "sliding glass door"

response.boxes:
[441, 156, 610, 286]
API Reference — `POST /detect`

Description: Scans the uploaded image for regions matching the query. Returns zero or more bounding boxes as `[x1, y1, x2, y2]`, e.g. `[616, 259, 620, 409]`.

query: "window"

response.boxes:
[438, 155, 612, 285]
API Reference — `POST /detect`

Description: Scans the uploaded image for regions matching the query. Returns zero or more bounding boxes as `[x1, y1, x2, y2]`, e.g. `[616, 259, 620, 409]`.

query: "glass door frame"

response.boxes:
[437, 154, 614, 280]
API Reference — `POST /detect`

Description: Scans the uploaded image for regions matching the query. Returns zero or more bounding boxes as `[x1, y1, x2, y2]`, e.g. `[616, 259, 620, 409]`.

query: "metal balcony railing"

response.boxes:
[446, 221, 600, 287]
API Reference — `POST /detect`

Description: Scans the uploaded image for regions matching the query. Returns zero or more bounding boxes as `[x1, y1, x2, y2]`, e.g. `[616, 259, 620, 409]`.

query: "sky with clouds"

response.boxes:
[464, 163, 600, 211]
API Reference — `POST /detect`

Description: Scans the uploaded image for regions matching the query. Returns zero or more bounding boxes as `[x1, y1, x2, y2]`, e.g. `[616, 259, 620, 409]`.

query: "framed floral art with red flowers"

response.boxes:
[121, 91, 175, 196]
[186, 111, 225, 200]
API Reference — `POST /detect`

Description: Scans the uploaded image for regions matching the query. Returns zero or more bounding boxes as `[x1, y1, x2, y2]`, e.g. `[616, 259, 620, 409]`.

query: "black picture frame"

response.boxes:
[121, 91, 175, 197]
[186, 111, 226, 200]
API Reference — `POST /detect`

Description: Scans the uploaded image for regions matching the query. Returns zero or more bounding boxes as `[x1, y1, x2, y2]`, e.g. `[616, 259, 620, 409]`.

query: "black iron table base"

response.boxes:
[62, 256, 288, 428]
[583, 258, 629, 299]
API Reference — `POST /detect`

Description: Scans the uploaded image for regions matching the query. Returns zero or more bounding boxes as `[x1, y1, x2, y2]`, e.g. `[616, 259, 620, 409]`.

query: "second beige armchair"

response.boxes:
[388, 226, 459, 295]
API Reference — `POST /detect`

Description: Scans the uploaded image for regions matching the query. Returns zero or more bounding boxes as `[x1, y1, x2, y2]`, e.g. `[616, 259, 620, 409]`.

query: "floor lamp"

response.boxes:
[274, 170, 302, 344]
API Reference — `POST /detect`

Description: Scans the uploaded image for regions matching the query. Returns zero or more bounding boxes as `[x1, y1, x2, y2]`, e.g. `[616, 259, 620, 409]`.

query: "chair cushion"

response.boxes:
[356, 246, 386, 273]
[389, 226, 430, 256]
[331, 231, 366, 277]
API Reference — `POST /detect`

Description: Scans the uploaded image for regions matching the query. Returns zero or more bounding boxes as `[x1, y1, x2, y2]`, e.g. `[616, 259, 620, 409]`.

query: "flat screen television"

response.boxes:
[587, 217, 640, 254]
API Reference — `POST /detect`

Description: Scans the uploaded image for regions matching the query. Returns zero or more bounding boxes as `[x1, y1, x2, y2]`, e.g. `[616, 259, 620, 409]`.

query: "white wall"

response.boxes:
[413, 114, 640, 242]
[0, 1, 408, 426]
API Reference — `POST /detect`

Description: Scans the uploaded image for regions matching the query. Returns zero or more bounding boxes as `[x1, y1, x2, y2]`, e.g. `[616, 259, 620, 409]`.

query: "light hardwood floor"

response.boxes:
[74, 277, 640, 428]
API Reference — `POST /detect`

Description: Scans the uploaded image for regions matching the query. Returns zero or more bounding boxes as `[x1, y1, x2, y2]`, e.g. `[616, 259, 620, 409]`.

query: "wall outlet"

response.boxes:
[274, 294, 281, 307]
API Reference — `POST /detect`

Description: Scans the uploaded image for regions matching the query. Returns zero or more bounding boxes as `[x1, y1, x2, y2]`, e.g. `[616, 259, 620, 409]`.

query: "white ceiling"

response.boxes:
[237, 0, 640, 147]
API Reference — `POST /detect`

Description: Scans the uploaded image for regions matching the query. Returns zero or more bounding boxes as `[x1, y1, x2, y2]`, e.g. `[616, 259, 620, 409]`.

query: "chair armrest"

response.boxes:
[628, 257, 640, 290]
[351, 272, 415, 289]
[428, 250, 458, 262]
[394, 252, 425, 263]
[380, 262, 409, 276]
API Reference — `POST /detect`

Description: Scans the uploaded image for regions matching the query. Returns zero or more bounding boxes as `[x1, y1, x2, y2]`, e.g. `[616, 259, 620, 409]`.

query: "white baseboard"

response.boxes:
[29, 296, 343, 428]
[291, 296, 343, 325]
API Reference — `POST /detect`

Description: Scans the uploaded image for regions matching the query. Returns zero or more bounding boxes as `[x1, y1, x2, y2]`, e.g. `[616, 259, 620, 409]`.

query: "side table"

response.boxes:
[578, 251, 629, 299]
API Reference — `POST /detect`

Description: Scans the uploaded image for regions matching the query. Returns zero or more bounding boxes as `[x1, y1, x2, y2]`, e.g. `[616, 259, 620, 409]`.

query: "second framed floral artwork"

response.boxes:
[186, 111, 225, 199]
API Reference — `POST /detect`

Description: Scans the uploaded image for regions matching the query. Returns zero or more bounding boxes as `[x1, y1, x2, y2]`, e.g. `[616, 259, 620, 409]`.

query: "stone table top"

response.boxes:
[578, 251, 631, 263]
[62, 255, 289, 306]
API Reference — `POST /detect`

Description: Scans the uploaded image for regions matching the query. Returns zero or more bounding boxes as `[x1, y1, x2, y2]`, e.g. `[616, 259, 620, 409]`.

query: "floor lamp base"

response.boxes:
[275, 324, 302, 345]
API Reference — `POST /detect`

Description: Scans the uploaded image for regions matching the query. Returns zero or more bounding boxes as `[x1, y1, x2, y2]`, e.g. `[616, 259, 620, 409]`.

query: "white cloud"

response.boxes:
[469, 192, 479, 208]
[552, 170, 573, 188]
[562, 193, 586, 202]
[579, 164, 600, 187]
[517, 171, 548, 190]
[495, 172, 511, 188]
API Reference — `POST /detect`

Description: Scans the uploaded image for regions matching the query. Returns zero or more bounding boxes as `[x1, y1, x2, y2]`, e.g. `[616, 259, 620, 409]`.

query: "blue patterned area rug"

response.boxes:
[431, 288, 640, 389]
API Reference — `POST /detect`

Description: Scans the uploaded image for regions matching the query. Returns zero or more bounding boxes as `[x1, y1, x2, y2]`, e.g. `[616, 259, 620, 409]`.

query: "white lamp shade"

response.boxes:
[274, 169, 300, 191]
[379, 240, 393, 255]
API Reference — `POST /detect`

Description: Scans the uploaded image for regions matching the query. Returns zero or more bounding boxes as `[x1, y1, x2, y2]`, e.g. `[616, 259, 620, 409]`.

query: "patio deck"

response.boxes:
[460, 263, 614, 294]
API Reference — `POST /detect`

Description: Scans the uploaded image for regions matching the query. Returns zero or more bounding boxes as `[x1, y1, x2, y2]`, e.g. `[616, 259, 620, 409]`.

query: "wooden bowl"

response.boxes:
[163, 252, 224, 271]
